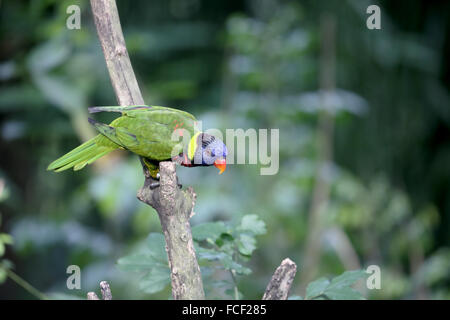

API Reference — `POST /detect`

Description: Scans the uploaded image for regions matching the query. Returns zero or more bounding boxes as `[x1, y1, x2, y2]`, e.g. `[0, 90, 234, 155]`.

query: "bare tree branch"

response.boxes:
[89, 0, 204, 300]
[138, 162, 204, 299]
[87, 292, 100, 300]
[262, 258, 297, 300]
[90, 0, 144, 106]
[87, 281, 112, 300]
[100, 281, 113, 300]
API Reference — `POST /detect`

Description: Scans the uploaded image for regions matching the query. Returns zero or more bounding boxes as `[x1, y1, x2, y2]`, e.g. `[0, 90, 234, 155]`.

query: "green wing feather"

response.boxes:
[88, 105, 151, 114]
[88, 118, 140, 148]
[87, 118, 124, 146]
[116, 127, 140, 148]
[47, 135, 119, 172]
[89, 105, 197, 122]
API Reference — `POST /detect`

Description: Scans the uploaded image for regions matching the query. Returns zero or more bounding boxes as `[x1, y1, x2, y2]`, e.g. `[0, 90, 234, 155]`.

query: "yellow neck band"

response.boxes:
[188, 132, 201, 160]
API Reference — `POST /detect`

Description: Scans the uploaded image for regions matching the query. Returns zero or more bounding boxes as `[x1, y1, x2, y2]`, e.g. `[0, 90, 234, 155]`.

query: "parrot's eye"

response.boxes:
[211, 150, 216, 157]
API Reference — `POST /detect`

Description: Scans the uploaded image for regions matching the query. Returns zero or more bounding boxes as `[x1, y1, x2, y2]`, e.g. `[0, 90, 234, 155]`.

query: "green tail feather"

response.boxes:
[47, 135, 116, 172]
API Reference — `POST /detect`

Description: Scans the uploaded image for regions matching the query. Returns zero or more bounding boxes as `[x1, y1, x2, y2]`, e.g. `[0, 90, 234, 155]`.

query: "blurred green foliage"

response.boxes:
[117, 214, 267, 299]
[0, 0, 449, 299]
[118, 215, 367, 300]
[305, 270, 368, 300]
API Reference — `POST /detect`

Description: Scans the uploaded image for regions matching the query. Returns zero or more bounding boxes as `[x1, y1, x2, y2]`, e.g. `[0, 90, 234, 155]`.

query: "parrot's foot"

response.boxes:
[141, 158, 182, 189]
[150, 182, 160, 190]
[149, 172, 160, 189]
[149, 177, 182, 190]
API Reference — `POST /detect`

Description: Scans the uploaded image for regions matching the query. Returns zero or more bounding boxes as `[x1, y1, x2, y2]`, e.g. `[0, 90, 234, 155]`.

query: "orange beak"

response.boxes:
[214, 158, 226, 175]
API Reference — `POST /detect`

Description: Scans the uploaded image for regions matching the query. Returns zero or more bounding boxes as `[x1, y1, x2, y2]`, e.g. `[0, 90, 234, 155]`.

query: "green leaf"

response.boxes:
[325, 286, 365, 300]
[237, 234, 256, 256]
[197, 247, 228, 261]
[196, 246, 251, 275]
[215, 233, 234, 247]
[306, 270, 368, 300]
[306, 277, 330, 299]
[240, 214, 266, 235]
[192, 222, 228, 242]
[117, 233, 170, 295]
[27, 38, 71, 73]
[221, 255, 252, 275]
[0, 267, 7, 284]
[0, 242, 4, 257]
[117, 254, 166, 272]
[328, 270, 367, 289]
[139, 267, 171, 294]
[288, 295, 303, 300]
[0, 233, 13, 245]
[145, 233, 168, 263]
[117, 233, 168, 272]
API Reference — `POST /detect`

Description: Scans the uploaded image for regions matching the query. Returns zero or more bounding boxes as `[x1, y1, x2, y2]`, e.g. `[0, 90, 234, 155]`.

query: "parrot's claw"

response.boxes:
[149, 178, 182, 190]
[149, 182, 160, 190]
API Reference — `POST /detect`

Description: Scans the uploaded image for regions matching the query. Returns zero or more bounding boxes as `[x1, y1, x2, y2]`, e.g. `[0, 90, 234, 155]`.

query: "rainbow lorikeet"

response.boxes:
[47, 105, 227, 179]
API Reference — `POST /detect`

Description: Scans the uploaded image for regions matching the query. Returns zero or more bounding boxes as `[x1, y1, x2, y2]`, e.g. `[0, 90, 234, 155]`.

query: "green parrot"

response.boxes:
[47, 105, 227, 179]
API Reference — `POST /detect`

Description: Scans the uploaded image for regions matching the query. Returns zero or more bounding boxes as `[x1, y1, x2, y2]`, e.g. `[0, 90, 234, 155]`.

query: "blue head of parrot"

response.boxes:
[192, 133, 227, 174]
